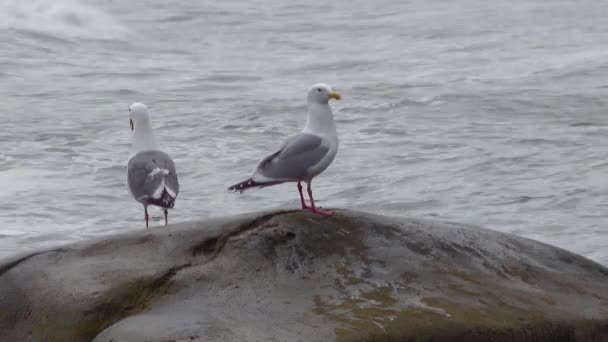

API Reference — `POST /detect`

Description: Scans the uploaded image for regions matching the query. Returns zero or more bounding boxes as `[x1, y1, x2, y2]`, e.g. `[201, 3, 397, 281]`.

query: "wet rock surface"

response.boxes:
[1, 209, 607, 341]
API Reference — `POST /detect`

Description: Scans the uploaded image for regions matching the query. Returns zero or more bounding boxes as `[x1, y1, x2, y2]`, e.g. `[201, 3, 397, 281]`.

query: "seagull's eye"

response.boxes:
[317, 88, 322, 92]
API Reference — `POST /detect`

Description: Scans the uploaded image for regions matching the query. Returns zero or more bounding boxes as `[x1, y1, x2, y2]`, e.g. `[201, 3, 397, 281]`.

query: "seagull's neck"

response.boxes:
[130, 124, 159, 156]
[302, 102, 336, 137]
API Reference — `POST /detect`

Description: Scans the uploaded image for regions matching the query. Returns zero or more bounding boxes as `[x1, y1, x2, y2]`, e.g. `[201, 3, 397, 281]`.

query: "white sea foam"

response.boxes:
[0, 0, 127, 40]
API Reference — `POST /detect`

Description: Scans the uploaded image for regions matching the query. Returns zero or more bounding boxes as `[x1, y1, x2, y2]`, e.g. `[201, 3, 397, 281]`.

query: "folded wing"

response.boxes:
[128, 150, 179, 207]
[255, 133, 329, 181]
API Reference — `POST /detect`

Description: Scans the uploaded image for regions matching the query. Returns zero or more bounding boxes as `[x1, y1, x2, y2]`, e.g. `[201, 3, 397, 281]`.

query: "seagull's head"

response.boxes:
[128, 102, 150, 131]
[307, 83, 341, 104]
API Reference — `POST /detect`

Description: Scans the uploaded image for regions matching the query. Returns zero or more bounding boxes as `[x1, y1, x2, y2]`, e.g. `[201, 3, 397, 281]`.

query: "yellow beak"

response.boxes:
[329, 92, 342, 100]
[130, 118, 134, 131]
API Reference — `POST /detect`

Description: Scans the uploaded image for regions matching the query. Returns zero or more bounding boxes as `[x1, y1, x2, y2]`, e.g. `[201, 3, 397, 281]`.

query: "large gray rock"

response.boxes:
[0, 209, 607, 341]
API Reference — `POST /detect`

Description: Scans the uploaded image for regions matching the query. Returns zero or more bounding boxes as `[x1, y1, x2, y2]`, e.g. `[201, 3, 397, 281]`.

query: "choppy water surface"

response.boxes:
[1, 0, 607, 264]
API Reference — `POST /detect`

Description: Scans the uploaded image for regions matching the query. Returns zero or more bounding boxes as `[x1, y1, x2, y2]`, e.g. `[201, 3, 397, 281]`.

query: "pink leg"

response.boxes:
[144, 206, 149, 228]
[306, 182, 334, 216]
[163, 208, 168, 226]
[297, 181, 309, 209]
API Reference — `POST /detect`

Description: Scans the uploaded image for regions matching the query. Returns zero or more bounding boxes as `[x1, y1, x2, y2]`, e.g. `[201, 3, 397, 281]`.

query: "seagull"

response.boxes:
[228, 83, 341, 216]
[127, 102, 179, 228]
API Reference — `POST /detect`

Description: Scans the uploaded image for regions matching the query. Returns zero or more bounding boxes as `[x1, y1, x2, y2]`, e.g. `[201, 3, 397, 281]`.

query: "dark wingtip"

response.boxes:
[227, 184, 241, 193]
[228, 178, 259, 193]
[149, 188, 177, 208]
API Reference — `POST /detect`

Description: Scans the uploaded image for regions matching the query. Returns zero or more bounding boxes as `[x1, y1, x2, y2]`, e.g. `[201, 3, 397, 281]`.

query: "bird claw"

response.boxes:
[302, 207, 334, 217]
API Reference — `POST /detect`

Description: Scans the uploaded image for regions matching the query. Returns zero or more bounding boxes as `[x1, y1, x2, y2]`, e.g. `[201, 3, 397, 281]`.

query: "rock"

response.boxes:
[0, 209, 607, 341]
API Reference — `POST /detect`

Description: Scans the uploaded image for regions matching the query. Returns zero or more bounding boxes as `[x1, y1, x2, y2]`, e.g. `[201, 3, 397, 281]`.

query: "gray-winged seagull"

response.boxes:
[228, 83, 341, 216]
[127, 102, 179, 227]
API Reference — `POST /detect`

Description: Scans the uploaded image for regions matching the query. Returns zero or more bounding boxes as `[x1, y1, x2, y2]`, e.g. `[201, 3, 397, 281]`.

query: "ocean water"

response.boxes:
[0, 0, 607, 265]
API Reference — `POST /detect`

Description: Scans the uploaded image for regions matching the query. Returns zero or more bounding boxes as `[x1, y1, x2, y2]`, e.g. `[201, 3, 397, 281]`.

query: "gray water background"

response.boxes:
[0, 0, 607, 265]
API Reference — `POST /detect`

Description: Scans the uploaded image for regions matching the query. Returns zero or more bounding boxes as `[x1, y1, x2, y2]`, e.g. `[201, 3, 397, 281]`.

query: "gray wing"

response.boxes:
[128, 150, 179, 204]
[256, 133, 329, 180]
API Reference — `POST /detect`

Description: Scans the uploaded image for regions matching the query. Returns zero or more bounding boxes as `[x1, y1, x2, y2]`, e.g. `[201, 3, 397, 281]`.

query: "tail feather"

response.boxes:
[228, 178, 282, 193]
[149, 188, 176, 208]
[161, 188, 175, 208]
